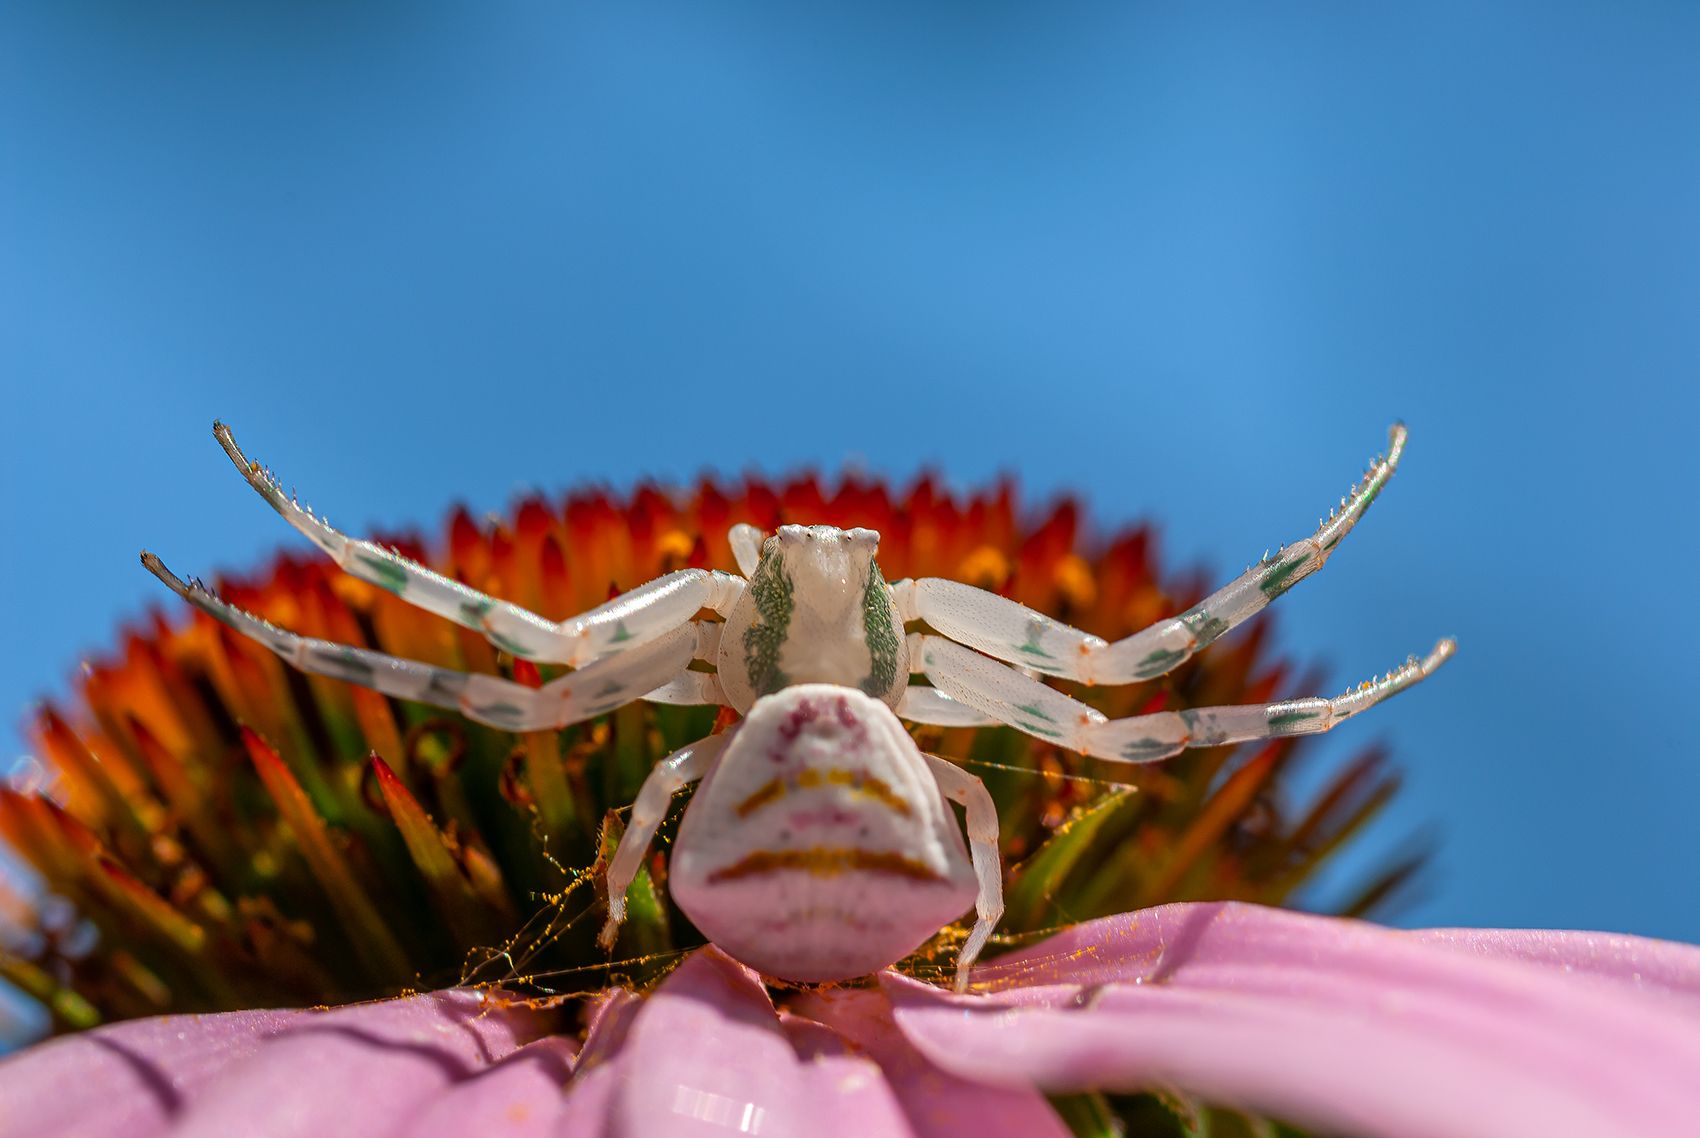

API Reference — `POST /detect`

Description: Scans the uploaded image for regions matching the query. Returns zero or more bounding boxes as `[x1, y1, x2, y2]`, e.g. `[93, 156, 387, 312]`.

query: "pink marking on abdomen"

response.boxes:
[777, 697, 819, 740]
[786, 806, 859, 829]
[833, 695, 868, 742]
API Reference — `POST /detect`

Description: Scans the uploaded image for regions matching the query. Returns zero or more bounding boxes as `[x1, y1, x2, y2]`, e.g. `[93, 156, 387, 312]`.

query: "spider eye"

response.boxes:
[845, 527, 880, 549]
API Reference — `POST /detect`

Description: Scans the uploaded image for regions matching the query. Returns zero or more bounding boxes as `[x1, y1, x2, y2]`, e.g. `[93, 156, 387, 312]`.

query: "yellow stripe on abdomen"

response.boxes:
[733, 768, 912, 818]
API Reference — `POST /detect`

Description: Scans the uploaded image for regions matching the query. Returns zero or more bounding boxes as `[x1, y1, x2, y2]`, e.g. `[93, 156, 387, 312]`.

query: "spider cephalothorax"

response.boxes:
[143, 422, 1451, 990]
[718, 525, 907, 709]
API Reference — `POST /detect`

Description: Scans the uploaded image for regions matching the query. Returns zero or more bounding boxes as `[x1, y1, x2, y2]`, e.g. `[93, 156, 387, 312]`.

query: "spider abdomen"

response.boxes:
[670, 684, 976, 982]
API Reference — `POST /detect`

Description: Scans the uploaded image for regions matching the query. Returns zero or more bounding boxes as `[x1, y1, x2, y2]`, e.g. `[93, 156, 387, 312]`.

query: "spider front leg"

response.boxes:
[914, 633, 1454, 766]
[893, 424, 1409, 685]
[728, 523, 766, 577]
[923, 753, 1004, 992]
[598, 732, 731, 950]
[142, 553, 712, 731]
[897, 684, 998, 727]
[213, 422, 744, 666]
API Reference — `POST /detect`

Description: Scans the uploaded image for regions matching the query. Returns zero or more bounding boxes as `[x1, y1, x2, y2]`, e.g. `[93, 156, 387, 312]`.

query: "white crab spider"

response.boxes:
[141, 422, 1452, 992]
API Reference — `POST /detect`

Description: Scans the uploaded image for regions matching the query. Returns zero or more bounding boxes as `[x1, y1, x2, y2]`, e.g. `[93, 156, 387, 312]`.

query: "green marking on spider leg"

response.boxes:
[1267, 708, 1323, 731]
[355, 551, 411, 596]
[484, 628, 533, 658]
[1181, 609, 1231, 646]
[1119, 738, 1177, 762]
[860, 565, 901, 698]
[1257, 552, 1312, 600]
[609, 619, 634, 644]
[1177, 709, 1230, 747]
[1014, 702, 1057, 724]
[1134, 646, 1188, 678]
[1320, 458, 1394, 551]
[469, 702, 528, 729]
[1361, 472, 1389, 510]
[460, 598, 539, 658]
[1016, 719, 1064, 739]
[1334, 468, 1389, 532]
[418, 670, 468, 705]
[321, 648, 378, 687]
[743, 552, 795, 697]
[1015, 618, 1057, 660]
[585, 695, 630, 716]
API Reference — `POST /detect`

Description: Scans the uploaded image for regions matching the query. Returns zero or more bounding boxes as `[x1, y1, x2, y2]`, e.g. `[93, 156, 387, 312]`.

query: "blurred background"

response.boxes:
[2, 0, 1695, 991]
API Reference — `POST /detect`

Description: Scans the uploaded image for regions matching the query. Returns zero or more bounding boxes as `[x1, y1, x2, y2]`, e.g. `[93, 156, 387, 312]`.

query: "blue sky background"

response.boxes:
[2, 0, 1696, 999]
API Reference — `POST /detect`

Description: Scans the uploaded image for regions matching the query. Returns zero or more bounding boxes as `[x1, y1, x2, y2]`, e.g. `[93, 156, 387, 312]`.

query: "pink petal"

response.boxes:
[0, 1005, 309, 1138]
[797, 988, 1071, 1138]
[886, 902, 1700, 1138]
[778, 1015, 916, 1136]
[0, 990, 547, 1138]
[553, 1062, 621, 1138]
[408, 1036, 577, 1138]
[605, 948, 918, 1138]
[1411, 927, 1700, 1015]
[552, 988, 642, 1138]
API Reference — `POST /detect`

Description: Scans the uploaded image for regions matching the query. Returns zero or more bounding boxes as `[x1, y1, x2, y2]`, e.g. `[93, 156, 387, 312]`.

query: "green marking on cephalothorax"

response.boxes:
[860, 564, 900, 698]
[743, 552, 795, 697]
[355, 551, 411, 596]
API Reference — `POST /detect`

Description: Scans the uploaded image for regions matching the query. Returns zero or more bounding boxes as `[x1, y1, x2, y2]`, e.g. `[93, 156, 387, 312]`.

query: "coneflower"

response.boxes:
[3, 466, 1696, 1138]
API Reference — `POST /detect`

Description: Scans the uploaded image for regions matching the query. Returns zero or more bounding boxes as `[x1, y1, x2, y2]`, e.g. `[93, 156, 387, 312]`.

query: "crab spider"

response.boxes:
[141, 421, 1451, 992]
